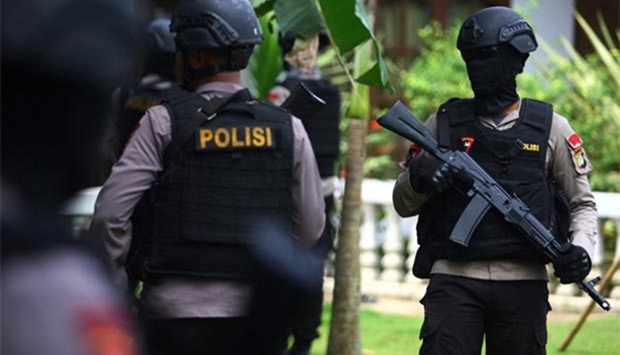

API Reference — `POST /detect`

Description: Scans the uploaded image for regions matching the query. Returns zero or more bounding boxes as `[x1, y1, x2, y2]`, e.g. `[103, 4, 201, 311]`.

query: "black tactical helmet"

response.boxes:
[170, 0, 263, 81]
[170, 0, 263, 51]
[457, 6, 537, 55]
[144, 18, 177, 78]
[146, 18, 176, 54]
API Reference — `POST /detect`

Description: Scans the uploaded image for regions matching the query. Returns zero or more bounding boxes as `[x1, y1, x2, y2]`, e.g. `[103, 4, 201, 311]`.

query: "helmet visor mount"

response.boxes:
[498, 20, 537, 54]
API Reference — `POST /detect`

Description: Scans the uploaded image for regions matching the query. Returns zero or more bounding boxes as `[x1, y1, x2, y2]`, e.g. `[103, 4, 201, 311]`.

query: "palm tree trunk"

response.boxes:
[327, 118, 367, 355]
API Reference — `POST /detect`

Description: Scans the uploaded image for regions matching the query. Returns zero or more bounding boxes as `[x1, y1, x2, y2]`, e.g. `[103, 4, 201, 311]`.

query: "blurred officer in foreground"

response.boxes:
[1, 0, 141, 354]
[268, 31, 341, 355]
[391, 6, 597, 355]
[89, 0, 326, 354]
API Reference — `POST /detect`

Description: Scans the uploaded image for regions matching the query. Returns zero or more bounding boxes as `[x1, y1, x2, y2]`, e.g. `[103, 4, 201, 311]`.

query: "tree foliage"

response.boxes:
[520, 12, 620, 191]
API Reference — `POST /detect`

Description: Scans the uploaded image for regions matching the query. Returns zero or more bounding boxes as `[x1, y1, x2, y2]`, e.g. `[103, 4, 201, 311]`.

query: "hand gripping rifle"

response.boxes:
[377, 101, 611, 311]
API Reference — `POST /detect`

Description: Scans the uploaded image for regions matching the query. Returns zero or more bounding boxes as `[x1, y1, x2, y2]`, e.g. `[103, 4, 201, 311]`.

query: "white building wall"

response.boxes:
[511, 0, 576, 72]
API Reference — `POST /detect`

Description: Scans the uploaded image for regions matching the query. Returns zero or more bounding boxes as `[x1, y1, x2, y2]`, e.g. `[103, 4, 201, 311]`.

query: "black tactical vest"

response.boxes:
[141, 91, 295, 278]
[114, 77, 185, 158]
[418, 98, 558, 262]
[279, 76, 341, 178]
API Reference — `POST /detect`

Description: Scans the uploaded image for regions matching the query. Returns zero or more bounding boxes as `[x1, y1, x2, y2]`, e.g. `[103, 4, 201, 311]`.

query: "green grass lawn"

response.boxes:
[303, 305, 620, 355]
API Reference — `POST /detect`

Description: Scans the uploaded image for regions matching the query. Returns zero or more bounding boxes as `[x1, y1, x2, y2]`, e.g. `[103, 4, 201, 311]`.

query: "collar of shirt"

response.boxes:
[195, 81, 247, 96]
[478, 99, 522, 131]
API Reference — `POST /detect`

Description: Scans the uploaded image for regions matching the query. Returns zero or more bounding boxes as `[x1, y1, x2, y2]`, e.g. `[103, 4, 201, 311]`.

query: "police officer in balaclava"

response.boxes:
[391, 6, 597, 355]
[457, 6, 537, 117]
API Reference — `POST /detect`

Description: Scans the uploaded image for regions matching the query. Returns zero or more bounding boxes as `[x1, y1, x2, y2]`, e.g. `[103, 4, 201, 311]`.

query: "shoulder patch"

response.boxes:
[76, 304, 139, 355]
[565, 133, 591, 174]
[566, 133, 582, 149]
[461, 136, 475, 153]
[267, 86, 289, 106]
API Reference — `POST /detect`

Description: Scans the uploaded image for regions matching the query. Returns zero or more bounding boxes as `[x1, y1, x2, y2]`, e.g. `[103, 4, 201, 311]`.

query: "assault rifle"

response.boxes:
[377, 101, 611, 311]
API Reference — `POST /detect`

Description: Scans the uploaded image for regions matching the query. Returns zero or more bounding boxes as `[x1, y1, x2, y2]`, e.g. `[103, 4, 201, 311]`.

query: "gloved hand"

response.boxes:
[408, 155, 445, 193]
[408, 155, 473, 193]
[553, 243, 592, 284]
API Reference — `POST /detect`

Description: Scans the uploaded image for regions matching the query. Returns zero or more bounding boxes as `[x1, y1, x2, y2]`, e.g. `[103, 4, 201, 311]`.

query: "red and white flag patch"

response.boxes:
[461, 136, 475, 153]
[566, 133, 582, 149]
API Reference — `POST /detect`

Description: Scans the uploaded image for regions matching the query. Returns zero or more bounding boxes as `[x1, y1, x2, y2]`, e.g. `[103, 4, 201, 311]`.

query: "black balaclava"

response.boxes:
[464, 45, 527, 116]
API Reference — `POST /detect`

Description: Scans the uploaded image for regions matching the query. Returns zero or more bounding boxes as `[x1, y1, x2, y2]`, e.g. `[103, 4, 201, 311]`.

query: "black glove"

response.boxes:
[408, 155, 444, 193]
[408, 155, 473, 193]
[553, 243, 592, 284]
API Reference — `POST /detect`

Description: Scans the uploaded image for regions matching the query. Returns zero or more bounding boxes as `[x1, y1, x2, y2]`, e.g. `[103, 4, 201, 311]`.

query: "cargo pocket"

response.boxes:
[419, 316, 442, 340]
[418, 316, 443, 355]
[534, 324, 548, 354]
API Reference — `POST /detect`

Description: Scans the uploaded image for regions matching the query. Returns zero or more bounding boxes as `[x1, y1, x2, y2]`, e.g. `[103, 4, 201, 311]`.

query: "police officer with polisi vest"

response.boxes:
[268, 31, 341, 355]
[391, 7, 597, 354]
[89, 0, 325, 354]
[99, 18, 185, 176]
[2, 0, 142, 354]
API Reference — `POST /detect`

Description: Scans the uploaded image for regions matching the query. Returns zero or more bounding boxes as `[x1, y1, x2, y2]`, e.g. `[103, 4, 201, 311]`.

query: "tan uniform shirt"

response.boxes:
[90, 81, 325, 317]
[392, 100, 597, 280]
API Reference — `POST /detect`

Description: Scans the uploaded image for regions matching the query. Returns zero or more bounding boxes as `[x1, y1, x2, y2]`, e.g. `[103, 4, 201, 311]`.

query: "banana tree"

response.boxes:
[249, 1, 391, 354]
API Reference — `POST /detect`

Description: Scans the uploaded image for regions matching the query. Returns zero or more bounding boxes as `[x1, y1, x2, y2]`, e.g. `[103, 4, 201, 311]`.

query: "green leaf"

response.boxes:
[242, 12, 282, 99]
[252, 0, 392, 91]
[318, 0, 374, 54]
[574, 11, 620, 89]
[253, 0, 275, 17]
[356, 43, 393, 91]
[345, 39, 372, 120]
[274, 0, 325, 39]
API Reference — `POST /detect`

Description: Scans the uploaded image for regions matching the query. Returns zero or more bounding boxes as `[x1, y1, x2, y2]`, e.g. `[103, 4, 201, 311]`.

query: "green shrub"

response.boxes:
[400, 22, 471, 122]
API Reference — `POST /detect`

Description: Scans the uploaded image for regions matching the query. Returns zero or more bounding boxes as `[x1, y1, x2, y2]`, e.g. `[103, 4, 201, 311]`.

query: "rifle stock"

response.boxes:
[376, 101, 440, 155]
[378, 100, 611, 311]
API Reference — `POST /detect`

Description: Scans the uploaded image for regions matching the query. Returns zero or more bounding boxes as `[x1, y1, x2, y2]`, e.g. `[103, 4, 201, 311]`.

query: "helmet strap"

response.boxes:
[181, 50, 225, 88]
[181, 47, 253, 88]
